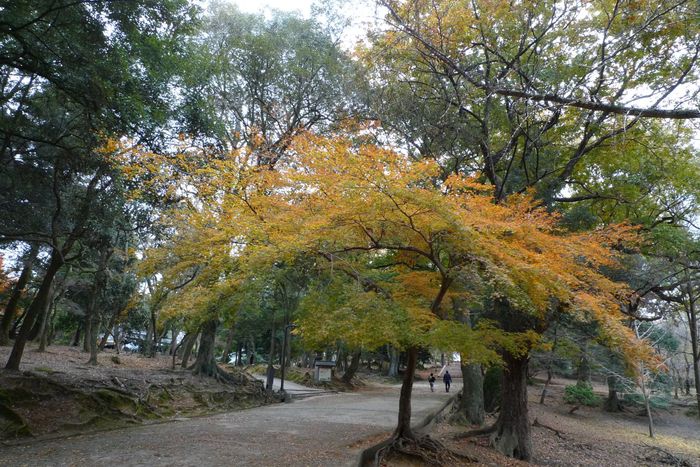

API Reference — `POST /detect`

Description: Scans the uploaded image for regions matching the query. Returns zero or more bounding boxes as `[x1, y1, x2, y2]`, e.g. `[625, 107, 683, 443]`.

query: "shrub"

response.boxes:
[564, 382, 600, 406]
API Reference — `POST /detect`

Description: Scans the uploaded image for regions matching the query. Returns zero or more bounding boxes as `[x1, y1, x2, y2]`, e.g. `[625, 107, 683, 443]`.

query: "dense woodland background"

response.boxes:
[1, 0, 700, 463]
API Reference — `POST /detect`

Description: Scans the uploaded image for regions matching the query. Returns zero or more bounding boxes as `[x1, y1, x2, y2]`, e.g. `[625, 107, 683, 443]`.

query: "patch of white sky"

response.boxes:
[204, 0, 383, 50]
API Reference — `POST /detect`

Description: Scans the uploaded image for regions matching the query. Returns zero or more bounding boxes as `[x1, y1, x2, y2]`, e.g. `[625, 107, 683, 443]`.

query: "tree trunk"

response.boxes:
[0, 244, 39, 346]
[82, 312, 91, 352]
[168, 327, 179, 356]
[248, 335, 256, 365]
[235, 340, 243, 366]
[192, 319, 219, 377]
[342, 349, 361, 384]
[539, 368, 553, 405]
[266, 319, 276, 391]
[180, 331, 198, 368]
[37, 287, 55, 353]
[388, 346, 399, 377]
[87, 247, 111, 365]
[540, 325, 558, 405]
[458, 361, 485, 425]
[490, 353, 533, 460]
[99, 306, 122, 351]
[71, 323, 82, 347]
[144, 316, 154, 357]
[5, 251, 63, 371]
[221, 328, 235, 362]
[394, 346, 417, 439]
[576, 342, 591, 385]
[604, 375, 622, 412]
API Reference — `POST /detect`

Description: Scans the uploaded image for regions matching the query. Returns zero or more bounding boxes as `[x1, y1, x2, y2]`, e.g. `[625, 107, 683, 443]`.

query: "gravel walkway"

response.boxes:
[0, 381, 460, 466]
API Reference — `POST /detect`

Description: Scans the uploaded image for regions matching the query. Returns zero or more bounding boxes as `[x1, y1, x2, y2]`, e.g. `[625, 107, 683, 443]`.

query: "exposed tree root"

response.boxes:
[369, 434, 478, 466]
[452, 423, 497, 439]
[532, 417, 566, 440]
[641, 443, 693, 467]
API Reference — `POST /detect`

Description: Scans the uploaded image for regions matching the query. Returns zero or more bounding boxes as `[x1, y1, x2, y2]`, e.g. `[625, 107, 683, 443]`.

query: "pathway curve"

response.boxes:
[0, 380, 461, 466]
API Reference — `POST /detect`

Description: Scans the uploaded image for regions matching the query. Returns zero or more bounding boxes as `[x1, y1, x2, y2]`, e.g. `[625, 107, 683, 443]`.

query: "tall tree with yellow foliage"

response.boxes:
[117, 131, 649, 461]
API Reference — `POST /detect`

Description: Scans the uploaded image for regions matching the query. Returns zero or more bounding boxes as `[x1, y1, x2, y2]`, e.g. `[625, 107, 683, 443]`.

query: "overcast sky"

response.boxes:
[226, 0, 381, 48]
[229, 0, 315, 15]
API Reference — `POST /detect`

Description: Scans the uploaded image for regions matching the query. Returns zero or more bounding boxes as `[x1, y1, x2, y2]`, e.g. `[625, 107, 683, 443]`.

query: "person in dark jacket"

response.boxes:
[443, 370, 452, 392]
[428, 373, 436, 392]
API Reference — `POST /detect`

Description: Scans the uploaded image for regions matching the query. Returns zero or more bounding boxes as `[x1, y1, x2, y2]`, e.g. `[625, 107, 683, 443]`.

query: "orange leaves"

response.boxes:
[115, 131, 649, 365]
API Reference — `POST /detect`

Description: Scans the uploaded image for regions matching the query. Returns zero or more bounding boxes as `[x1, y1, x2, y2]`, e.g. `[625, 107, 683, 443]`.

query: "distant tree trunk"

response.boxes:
[71, 323, 82, 347]
[113, 327, 121, 354]
[82, 312, 91, 352]
[5, 250, 63, 371]
[221, 328, 235, 362]
[9, 309, 26, 339]
[37, 287, 56, 353]
[394, 347, 417, 438]
[266, 319, 276, 391]
[387, 346, 399, 377]
[490, 353, 532, 461]
[540, 325, 558, 405]
[604, 375, 622, 412]
[144, 317, 154, 357]
[248, 335, 256, 365]
[99, 305, 122, 351]
[192, 319, 219, 377]
[180, 331, 198, 368]
[168, 327, 179, 355]
[87, 247, 111, 365]
[576, 341, 591, 385]
[540, 367, 554, 405]
[457, 361, 484, 425]
[342, 349, 361, 383]
[0, 244, 39, 346]
[235, 341, 243, 366]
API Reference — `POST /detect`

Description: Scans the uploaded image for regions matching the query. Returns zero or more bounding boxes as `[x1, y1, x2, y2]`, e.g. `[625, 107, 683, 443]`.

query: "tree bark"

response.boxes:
[192, 319, 219, 377]
[180, 330, 198, 368]
[394, 346, 418, 438]
[221, 328, 235, 362]
[235, 340, 243, 366]
[266, 318, 276, 391]
[458, 361, 485, 425]
[0, 244, 39, 346]
[388, 346, 399, 377]
[539, 326, 558, 405]
[87, 246, 111, 365]
[71, 323, 82, 347]
[576, 342, 591, 385]
[5, 250, 63, 370]
[342, 349, 361, 384]
[490, 353, 533, 460]
[36, 284, 55, 352]
[604, 375, 622, 412]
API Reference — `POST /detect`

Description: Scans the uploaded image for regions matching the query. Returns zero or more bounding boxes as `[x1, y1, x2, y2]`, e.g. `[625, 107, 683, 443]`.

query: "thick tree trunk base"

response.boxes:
[364, 433, 475, 466]
[490, 423, 532, 460]
[490, 353, 533, 460]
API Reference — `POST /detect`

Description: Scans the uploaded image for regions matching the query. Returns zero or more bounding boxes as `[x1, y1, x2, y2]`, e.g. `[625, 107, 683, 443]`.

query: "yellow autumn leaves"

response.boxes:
[113, 132, 651, 366]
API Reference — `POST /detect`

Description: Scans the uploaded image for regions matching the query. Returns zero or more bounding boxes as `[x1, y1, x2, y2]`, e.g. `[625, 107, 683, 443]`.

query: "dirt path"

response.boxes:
[0, 381, 460, 466]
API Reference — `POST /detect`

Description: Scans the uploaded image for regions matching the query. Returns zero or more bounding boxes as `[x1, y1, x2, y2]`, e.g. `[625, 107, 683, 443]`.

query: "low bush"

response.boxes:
[564, 382, 600, 407]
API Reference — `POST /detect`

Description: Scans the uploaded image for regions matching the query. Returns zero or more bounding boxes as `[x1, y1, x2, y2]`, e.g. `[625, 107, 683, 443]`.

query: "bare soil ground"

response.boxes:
[0, 344, 269, 442]
[392, 377, 700, 466]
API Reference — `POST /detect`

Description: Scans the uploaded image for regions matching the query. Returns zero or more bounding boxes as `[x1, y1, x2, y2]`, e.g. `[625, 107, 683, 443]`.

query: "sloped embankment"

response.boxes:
[0, 364, 268, 442]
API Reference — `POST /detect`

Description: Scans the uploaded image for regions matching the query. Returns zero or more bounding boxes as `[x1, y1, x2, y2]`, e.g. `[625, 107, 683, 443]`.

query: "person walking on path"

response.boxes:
[443, 370, 452, 392]
[428, 373, 436, 392]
